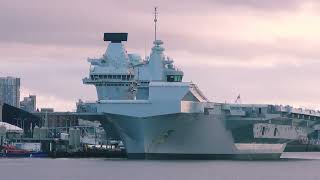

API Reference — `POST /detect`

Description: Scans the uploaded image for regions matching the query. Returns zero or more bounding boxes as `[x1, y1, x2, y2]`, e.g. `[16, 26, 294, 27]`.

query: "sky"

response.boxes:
[1, 0, 320, 111]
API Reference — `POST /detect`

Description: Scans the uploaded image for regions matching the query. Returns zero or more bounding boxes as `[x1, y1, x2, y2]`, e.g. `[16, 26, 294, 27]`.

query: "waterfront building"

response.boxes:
[40, 108, 54, 113]
[20, 95, 36, 112]
[33, 112, 77, 128]
[1, 103, 41, 137]
[0, 77, 20, 108]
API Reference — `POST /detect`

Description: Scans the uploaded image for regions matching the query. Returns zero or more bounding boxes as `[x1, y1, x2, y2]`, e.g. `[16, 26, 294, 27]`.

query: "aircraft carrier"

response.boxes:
[79, 9, 319, 159]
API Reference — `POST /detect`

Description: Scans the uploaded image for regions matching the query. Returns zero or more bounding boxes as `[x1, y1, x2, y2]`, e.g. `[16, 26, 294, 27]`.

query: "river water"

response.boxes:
[1, 152, 320, 180]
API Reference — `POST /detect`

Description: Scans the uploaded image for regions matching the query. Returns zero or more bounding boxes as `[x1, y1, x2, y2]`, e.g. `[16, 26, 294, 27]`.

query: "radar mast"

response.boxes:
[154, 7, 158, 41]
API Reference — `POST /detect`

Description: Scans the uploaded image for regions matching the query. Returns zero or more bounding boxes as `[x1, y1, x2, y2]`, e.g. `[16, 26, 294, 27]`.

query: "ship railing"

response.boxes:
[274, 105, 320, 117]
[83, 78, 134, 84]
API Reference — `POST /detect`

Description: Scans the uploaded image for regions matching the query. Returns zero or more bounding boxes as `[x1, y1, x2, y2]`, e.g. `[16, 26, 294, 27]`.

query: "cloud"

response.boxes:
[182, 62, 320, 109]
[0, 43, 97, 105]
[21, 87, 76, 111]
[2, 0, 320, 63]
[1, 0, 320, 110]
[214, 0, 306, 10]
[0, 0, 318, 46]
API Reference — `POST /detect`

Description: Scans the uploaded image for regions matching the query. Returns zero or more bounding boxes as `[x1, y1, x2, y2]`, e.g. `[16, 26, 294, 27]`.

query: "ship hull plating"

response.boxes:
[101, 113, 285, 160]
[126, 153, 282, 160]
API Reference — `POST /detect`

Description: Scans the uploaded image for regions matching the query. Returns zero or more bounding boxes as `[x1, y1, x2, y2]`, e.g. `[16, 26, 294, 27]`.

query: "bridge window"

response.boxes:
[167, 75, 174, 82]
[167, 75, 183, 82]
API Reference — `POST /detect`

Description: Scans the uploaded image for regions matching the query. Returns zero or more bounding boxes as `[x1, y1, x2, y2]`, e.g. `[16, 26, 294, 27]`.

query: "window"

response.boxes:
[167, 75, 183, 82]
[274, 128, 278, 136]
[167, 75, 175, 82]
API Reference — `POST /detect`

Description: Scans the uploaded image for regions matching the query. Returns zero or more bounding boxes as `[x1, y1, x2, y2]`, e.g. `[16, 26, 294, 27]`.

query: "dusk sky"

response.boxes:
[1, 0, 320, 111]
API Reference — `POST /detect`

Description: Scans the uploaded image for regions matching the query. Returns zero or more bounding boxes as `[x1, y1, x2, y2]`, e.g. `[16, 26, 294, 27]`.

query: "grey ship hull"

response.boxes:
[100, 113, 285, 160]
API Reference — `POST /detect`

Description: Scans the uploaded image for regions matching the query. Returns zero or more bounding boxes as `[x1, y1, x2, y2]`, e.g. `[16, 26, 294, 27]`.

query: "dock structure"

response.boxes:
[0, 104, 125, 157]
[4, 101, 320, 157]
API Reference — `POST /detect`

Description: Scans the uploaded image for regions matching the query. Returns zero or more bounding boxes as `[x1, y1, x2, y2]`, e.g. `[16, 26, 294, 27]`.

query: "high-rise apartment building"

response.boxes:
[0, 77, 20, 108]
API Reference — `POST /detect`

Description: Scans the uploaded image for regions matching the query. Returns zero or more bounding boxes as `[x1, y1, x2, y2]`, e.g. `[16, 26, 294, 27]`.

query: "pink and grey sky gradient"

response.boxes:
[1, 0, 320, 111]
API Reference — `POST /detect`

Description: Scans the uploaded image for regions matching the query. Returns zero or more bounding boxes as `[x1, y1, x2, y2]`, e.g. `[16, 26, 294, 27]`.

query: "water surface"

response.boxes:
[0, 152, 319, 180]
